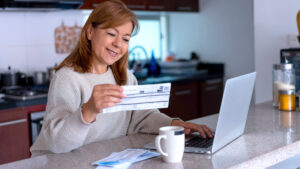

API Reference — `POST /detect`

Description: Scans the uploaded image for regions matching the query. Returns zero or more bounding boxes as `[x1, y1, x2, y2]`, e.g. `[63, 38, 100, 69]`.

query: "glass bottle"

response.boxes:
[273, 64, 295, 107]
[147, 50, 160, 77]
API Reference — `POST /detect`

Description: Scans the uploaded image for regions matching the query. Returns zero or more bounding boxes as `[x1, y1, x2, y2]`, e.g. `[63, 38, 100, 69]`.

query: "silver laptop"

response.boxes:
[145, 72, 256, 154]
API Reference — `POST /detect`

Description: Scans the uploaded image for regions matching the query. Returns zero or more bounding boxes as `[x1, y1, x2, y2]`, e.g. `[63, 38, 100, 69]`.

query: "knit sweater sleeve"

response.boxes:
[33, 69, 91, 154]
[126, 72, 175, 135]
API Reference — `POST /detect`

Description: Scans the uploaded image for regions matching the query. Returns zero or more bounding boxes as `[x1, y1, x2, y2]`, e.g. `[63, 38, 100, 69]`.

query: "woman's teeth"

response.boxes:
[107, 49, 117, 57]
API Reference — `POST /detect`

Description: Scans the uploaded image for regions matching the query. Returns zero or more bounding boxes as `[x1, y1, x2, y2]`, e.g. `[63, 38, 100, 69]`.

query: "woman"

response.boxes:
[30, 0, 213, 156]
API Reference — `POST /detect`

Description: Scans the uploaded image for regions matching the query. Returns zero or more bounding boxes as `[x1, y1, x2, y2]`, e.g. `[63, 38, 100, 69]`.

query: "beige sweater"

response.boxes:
[30, 67, 173, 157]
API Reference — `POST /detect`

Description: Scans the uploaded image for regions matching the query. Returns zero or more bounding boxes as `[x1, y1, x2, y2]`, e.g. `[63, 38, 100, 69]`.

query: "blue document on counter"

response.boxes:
[92, 148, 160, 169]
[102, 83, 171, 114]
[267, 153, 300, 169]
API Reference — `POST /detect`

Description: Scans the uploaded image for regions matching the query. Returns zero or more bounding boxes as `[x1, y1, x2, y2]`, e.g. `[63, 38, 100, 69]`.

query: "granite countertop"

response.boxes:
[1, 101, 300, 169]
[0, 97, 47, 110]
[138, 72, 223, 85]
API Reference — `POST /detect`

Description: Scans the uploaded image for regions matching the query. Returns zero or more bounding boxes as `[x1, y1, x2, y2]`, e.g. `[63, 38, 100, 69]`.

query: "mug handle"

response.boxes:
[155, 135, 168, 157]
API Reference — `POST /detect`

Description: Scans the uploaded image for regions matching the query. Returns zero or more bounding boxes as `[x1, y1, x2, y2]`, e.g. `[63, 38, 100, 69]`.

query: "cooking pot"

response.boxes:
[33, 71, 48, 85]
[0, 66, 25, 87]
[47, 66, 56, 83]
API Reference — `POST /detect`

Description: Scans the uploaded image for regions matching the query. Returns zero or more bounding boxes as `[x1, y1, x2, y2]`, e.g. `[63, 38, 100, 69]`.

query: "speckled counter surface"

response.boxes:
[0, 97, 47, 110]
[1, 101, 300, 169]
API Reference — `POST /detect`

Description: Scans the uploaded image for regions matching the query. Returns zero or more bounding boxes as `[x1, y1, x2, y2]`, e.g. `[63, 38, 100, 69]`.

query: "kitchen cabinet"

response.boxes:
[0, 104, 46, 165]
[160, 78, 223, 121]
[199, 78, 223, 117]
[124, 0, 146, 10]
[80, 0, 199, 12]
[0, 107, 30, 165]
[160, 83, 199, 121]
[173, 0, 199, 12]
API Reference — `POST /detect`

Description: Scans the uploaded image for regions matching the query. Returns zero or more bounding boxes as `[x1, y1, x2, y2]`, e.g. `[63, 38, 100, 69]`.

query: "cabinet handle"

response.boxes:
[205, 86, 218, 92]
[127, 4, 146, 9]
[177, 6, 193, 11]
[175, 90, 191, 96]
[0, 118, 27, 127]
[206, 79, 222, 85]
[148, 5, 164, 10]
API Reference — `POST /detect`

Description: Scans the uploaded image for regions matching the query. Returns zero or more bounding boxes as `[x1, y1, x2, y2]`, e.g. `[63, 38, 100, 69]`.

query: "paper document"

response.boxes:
[102, 83, 171, 114]
[92, 148, 160, 169]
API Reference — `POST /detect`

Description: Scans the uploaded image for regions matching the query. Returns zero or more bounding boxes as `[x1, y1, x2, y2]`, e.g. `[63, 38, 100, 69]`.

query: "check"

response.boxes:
[102, 83, 171, 114]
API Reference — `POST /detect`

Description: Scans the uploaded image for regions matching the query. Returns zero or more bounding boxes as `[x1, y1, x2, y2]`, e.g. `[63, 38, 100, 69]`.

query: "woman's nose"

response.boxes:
[112, 37, 122, 48]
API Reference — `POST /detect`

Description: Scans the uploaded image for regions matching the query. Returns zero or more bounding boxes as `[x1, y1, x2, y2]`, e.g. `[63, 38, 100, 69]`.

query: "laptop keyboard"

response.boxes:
[185, 136, 214, 148]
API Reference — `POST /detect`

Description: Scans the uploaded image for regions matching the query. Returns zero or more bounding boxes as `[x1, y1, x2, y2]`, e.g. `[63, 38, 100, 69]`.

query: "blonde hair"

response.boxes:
[55, 0, 139, 85]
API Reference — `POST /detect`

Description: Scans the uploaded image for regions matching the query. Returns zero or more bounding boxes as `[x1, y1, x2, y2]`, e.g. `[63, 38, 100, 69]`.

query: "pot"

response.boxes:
[33, 71, 48, 85]
[0, 66, 18, 87]
[47, 66, 56, 83]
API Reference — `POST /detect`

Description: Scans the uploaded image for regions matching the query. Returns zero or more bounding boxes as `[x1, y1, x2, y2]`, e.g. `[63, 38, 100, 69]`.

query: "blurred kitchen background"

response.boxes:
[1, 0, 300, 165]
[0, 0, 299, 104]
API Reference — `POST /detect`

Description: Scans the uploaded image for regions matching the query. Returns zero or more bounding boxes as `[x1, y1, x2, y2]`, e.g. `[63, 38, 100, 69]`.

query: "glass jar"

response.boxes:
[273, 64, 295, 107]
[279, 89, 296, 111]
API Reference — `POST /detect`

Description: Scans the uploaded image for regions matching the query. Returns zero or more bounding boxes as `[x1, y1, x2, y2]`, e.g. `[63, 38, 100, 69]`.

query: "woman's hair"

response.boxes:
[55, 0, 139, 85]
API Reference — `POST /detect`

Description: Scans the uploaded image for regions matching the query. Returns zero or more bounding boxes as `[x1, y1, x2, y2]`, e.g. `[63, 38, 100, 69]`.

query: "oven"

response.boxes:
[0, 86, 48, 144]
[30, 111, 45, 144]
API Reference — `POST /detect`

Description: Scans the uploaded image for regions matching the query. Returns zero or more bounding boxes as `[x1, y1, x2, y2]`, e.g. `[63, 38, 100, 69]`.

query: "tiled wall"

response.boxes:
[0, 10, 90, 74]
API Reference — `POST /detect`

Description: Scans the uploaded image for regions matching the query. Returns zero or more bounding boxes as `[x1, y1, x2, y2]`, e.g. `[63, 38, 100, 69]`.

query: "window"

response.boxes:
[129, 15, 168, 61]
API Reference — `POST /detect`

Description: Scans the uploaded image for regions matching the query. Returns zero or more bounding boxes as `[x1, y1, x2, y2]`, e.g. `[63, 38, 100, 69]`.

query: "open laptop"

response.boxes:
[144, 72, 256, 154]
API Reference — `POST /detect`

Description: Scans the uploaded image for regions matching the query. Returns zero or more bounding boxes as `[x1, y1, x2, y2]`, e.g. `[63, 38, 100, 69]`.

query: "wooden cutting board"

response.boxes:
[54, 22, 82, 54]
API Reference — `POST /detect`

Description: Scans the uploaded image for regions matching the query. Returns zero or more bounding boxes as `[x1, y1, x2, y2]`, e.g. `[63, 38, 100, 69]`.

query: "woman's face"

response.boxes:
[87, 21, 133, 69]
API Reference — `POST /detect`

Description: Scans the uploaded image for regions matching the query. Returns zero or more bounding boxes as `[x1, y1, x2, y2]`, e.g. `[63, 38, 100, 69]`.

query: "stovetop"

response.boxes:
[1, 86, 48, 101]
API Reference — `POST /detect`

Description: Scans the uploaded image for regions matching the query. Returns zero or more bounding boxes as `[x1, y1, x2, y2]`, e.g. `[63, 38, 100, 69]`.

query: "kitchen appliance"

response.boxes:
[280, 48, 300, 92]
[33, 71, 48, 85]
[30, 111, 45, 144]
[0, 66, 27, 87]
[1, 0, 84, 9]
[1, 86, 48, 100]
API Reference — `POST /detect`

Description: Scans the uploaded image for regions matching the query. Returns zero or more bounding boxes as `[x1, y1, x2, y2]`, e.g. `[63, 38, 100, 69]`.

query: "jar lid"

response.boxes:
[279, 89, 295, 95]
[273, 64, 293, 70]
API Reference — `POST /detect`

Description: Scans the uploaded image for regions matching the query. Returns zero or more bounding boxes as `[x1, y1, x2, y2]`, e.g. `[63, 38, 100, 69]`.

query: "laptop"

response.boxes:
[144, 72, 256, 154]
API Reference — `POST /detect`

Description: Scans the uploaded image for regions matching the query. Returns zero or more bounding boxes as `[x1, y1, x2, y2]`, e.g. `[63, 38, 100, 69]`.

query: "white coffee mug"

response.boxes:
[155, 126, 185, 163]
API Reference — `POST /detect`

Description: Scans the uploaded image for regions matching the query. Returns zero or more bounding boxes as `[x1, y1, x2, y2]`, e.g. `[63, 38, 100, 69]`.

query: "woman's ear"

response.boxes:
[86, 24, 93, 40]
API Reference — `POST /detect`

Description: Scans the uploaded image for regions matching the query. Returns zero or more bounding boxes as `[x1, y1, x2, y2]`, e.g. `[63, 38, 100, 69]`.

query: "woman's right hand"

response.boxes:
[81, 84, 125, 123]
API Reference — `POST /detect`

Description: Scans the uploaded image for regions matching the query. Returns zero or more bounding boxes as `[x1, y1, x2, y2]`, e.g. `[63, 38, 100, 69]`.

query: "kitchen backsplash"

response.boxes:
[0, 10, 90, 74]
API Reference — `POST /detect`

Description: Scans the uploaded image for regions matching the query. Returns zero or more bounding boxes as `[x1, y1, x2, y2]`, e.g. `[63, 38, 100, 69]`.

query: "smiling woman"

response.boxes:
[86, 22, 133, 73]
[55, 0, 139, 85]
[30, 0, 213, 157]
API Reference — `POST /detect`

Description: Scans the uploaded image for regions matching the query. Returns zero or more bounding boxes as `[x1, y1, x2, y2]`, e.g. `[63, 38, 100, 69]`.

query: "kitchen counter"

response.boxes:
[0, 98, 47, 110]
[138, 72, 222, 85]
[1, 101, 300, 169]
[0, 72, 223, 110]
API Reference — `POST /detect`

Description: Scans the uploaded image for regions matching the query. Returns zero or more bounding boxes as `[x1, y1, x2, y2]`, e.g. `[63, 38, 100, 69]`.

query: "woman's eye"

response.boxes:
[107, 32, 115, 37]
[123, 38, 129, 42]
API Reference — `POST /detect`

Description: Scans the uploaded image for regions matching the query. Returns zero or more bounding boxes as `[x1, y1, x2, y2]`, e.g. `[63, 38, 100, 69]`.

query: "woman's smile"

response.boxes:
[106, 48, 118, 57]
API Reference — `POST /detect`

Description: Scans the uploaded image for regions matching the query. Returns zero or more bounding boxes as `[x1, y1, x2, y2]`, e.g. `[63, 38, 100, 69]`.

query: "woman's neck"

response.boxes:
[90, 64, 108, 74]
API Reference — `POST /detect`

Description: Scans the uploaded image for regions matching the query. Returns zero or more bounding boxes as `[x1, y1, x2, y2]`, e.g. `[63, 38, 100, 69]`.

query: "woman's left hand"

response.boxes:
[171, 120, 214, 138]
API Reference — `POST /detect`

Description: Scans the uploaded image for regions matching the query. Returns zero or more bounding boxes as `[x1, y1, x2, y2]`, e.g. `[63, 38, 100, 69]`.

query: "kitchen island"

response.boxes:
[1, 101, 300, 169]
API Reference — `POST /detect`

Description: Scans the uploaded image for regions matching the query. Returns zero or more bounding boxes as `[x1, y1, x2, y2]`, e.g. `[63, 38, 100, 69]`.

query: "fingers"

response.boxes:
[201, 125, 214, 138]
[177, 121, 214, 138]
[95, 84, 126, 98]
[87, 84, 127, 113]
[184, 128, 191, 135]
[192, 125, 214, 138]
